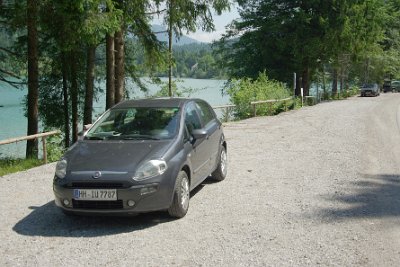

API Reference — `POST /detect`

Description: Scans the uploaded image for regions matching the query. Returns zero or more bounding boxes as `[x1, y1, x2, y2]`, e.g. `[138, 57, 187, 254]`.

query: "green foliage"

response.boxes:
[159, 43, 226, 79]
[46, 133, 66, 162]
[216, 0, 392, 92]
[0, 158, 43, 177]
[164, 0, 230, 37]
[227, 72, 291, 119]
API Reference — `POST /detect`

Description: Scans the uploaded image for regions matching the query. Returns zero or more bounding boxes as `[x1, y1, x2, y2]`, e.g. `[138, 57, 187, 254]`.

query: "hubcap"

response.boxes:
[220, 149, 227, 176]
[180, 176, 190, 211]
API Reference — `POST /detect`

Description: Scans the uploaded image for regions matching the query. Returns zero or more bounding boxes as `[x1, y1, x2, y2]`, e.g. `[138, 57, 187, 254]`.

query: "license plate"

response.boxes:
[73, 189, 117, 201]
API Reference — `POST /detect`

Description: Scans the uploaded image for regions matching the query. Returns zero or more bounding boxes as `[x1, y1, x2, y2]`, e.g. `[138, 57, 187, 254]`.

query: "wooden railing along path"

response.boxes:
[0, 130, 60, 163]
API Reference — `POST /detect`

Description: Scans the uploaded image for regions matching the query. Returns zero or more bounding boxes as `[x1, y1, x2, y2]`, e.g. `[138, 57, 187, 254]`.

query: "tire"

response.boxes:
[168, 171, 190, 218]
[211, 146, 227, 181]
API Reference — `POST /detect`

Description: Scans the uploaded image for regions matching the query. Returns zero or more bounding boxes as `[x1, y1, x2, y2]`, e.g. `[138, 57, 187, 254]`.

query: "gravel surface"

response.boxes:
[2, 94, 400, 266]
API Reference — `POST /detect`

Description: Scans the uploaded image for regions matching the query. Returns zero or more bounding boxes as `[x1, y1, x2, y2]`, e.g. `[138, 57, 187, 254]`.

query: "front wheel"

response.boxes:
[211, 146, 227, 181]
[168, 171, 190, 218]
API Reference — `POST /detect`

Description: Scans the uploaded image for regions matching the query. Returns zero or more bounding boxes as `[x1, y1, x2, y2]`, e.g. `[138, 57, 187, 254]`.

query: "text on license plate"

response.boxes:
[73, 189, 117, 200]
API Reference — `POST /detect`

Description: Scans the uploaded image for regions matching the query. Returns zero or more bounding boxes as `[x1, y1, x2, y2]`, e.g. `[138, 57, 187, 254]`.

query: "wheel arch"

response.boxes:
[181, 164, 191, 186]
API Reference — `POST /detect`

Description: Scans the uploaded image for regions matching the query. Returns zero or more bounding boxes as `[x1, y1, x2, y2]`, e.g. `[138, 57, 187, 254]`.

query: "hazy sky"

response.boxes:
[152, 5, 240, 43]
[186, 7, 240, 43]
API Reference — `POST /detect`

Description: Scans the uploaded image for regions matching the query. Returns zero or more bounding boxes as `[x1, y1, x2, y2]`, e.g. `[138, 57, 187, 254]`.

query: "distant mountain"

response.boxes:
[151, 25, 201, 46]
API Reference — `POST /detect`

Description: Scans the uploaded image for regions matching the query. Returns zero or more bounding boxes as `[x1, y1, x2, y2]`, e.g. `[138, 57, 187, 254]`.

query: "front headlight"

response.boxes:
[133, 160, 167, 181]
[55, 159, 67, 179]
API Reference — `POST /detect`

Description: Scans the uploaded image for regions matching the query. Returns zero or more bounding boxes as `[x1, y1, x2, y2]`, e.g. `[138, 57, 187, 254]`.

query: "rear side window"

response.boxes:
[195, 101, 215, 126]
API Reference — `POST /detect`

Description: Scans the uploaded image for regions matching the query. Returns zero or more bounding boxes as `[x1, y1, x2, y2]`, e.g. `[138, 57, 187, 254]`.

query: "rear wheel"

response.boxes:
[211, 146, 227, 181]
[168, 171, 190, 218]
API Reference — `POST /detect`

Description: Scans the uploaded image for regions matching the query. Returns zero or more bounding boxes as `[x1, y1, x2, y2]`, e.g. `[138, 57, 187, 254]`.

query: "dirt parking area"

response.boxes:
[2, 94, 400, 266]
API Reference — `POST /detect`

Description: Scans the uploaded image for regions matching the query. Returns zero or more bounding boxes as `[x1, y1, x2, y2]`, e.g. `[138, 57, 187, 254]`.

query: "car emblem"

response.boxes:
[93, 171, 102, 179]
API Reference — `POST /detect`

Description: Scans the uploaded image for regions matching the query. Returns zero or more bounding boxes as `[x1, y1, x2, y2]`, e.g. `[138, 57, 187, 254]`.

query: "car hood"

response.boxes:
[65, 140, 172, 172]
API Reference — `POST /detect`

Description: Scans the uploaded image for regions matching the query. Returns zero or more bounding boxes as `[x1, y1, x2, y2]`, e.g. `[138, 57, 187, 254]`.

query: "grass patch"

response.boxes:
[0, 158, 44, 177]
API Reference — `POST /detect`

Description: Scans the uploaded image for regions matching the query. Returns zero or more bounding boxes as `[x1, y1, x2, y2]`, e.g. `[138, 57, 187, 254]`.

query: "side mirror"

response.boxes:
[78, 124, 93, 140]
[191, 129, 208, 140]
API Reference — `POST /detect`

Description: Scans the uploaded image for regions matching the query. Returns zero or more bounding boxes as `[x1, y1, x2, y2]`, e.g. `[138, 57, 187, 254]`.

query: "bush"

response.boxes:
[227, 72, 291, 119]
[46, 134, 65, 162]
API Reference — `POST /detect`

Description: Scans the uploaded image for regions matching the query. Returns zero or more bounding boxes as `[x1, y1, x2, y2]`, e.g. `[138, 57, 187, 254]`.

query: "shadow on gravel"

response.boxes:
[13, 177, 218, 238]
[13, 201, 175, 237]
[319, 174, 400, 220]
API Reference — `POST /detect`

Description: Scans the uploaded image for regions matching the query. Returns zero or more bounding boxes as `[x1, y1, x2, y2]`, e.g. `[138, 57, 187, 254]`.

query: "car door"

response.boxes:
[194, 100, 221, 173]
[184, 102, 210, 186]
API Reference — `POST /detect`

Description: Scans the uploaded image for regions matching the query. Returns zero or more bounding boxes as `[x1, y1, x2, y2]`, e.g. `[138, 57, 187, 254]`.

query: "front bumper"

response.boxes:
[53, 173, 175, 215]
[361, 90, 377, 96]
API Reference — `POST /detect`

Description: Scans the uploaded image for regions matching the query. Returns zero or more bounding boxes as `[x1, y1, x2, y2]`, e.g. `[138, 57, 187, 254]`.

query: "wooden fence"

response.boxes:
[0, 130, 61, 163]
[213, 96, 318, 120]
[212, 104, 236, 122]
[250, 97, 293, 117]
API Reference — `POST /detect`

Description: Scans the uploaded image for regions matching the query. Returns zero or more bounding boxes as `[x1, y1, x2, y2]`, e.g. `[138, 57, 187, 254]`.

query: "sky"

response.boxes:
[186, 7, 240, 43]
[152, 4, 240, 43]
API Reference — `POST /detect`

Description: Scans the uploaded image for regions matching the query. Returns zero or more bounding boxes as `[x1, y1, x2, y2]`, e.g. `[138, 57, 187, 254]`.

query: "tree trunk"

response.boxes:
[322, 65, 326, 97]
[84, 45, 96, 125]
[332, 68, 338, 96]
[70, 51, 79, 143]
[340, 67, 344, 94]
[295, 76, 301, 96]
[106, 33, 115, 109]
[26, 0, 39, 159]
[301, 66, 310, 96]
[168, 6, 173, 97]
[114, 29, 125, 104]
[364, 58, 370, 84]
[61, 52, 70, 148]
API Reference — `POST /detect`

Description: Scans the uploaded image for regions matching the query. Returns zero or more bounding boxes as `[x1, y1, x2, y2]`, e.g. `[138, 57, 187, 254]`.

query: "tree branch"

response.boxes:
[0, 68, 20, 78]
[146, 9, 166, 15]
[0, 46, 19, 56]
[0, 74, 26, 88]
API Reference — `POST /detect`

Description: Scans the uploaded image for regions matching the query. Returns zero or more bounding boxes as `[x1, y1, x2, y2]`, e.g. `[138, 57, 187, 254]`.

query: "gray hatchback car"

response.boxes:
[53, 98, 227, 218]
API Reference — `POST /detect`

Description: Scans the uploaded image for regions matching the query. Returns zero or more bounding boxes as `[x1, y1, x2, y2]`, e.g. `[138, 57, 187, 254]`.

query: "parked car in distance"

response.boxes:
[383, 79, 392, 93]
[53, 98, 227, 218]
[391, 80, 400, 92]
[361, 83, 380, 97]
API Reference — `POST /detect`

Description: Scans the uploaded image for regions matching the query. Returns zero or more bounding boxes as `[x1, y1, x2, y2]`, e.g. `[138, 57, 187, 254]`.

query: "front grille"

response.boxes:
[72, 199, 123, 209]
[70, 182, 125, 189]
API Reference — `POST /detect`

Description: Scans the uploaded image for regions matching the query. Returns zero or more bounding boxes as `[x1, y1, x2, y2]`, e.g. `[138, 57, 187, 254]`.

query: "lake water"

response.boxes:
[0, 78, 229, 158]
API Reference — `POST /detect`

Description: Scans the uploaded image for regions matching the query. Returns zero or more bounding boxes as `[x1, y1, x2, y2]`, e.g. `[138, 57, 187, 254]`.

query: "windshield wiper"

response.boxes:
[120, 135, 160, 140]
[85, 136, 105, 140]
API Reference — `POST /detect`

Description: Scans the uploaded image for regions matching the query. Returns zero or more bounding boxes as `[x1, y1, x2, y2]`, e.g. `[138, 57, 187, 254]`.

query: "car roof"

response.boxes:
[112, 97, 203, 109]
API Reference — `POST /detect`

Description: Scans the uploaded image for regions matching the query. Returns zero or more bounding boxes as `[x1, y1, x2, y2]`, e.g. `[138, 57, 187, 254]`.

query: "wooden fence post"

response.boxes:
[42, 136, 47, 164]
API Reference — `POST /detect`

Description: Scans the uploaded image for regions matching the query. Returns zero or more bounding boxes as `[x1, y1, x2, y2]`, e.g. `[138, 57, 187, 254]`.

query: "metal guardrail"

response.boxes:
[0, 130, 61, 163]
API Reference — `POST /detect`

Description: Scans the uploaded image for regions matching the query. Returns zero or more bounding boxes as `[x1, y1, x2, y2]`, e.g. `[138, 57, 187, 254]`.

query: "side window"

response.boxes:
[195, 101, 215, 126]
[184, 102, 202, 135]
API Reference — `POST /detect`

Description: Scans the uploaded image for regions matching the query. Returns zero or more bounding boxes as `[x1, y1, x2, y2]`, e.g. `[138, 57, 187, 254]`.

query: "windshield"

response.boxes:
[362, 84, 376, 88]
[85, 107, 180, 141]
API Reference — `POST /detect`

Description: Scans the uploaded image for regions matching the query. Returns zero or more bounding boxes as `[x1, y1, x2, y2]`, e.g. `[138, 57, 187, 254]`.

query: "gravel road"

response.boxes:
[2, 93, 400, 266]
